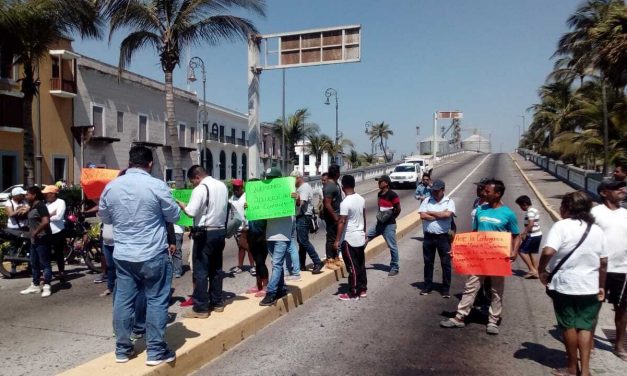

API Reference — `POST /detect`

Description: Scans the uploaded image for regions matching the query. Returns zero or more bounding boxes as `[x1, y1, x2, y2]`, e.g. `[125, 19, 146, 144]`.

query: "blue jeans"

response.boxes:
[172, 233, 183, 277]
[192, 230, 225, 312]
[113, 251, 172, 360]
[103, 244, 116, 291]
[284, 237, 301, 276]
[367, 223, 399, 271]
[106, 244, 146, 334]
[295, 216, 321, 267]
[30, 239, 52, 285]
[267, 241, 289, 296]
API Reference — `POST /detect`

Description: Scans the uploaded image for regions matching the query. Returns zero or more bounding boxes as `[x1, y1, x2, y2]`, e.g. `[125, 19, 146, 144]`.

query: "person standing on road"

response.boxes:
[418, 179, 455, 297]
[177, 165, 228, 319]
[259, 167, 299, 306]
[538, 191, 607, 376]
[291, 171, 324, 274]
[323, 165, 343, 270]
[613, 159, 627, 209]
[42, 185, 67, 284]
[334, 175, 367, 301]
[515, 195, 543, 279]
[229, 179, 254, 275]
[367, 175, 401, 276]
[591, 180, 627, 361]
[20, 186, 53, 298]
[244, 178, 269, 297]
[99, 146, 180, 365]
[440, 179, 521, 335]
[5, 187, 29, 230]
[414, 173, 432, 202]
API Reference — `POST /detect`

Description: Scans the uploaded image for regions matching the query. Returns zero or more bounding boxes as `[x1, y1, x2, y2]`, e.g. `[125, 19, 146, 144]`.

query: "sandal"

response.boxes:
[614, 350, 627, 361]
[523, 273, 539, 279]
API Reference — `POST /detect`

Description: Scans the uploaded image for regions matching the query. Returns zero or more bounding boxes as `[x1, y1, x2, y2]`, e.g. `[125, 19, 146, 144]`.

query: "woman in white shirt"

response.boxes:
[538, 191, 607, 376]
[43, 185, 67, 283]
[4, 187, 29, 230]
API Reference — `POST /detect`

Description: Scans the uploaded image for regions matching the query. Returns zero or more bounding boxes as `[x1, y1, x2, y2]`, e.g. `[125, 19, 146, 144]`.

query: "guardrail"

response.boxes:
[517, 148, 604, 198]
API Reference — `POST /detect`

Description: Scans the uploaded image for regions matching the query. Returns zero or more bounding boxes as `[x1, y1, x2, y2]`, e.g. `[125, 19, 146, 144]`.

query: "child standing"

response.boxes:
[515, 195, 542, 278]
[334, 175, 367, 300]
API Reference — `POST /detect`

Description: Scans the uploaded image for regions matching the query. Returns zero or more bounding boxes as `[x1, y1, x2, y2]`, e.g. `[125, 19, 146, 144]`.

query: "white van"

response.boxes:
[389, 163, 421, 189]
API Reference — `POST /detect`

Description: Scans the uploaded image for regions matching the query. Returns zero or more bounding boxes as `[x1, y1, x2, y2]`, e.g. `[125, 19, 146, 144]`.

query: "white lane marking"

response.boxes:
[448, 154, 491, 197]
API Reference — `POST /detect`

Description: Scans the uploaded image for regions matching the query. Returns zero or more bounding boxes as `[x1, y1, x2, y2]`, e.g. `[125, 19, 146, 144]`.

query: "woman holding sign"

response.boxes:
[538, 192, 607, 376]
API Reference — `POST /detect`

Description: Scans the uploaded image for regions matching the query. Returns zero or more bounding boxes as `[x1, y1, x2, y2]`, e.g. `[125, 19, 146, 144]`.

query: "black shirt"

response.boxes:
[28, 201, 51, 241]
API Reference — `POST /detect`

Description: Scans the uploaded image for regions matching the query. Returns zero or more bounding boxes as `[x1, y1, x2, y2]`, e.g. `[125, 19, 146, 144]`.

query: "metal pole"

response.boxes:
[247, 35, 262, 179]
[282, 69, 286, 174]
[432, 112, 438, 165]
[602, 78, 609, 175]
[335, 94, 339, 164]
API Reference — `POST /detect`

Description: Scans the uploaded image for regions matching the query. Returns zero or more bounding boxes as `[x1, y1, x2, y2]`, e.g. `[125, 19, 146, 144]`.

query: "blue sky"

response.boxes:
[74, 0, 580, 157]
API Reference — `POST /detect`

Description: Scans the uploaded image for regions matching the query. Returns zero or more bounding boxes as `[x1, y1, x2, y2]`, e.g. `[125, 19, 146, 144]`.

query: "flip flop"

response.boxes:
[523, 273, 539, 279]
[550, 368, 576, 376]
[614, 350, 627, 361]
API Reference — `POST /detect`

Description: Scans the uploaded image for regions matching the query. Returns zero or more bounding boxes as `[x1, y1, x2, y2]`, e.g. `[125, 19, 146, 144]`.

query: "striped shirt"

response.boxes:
[524, 207, 542, 236]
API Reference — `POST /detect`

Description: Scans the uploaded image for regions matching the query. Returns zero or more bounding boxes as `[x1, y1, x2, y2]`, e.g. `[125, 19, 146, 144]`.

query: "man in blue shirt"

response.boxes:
[418, 179, 455, 298]
[414, 173, 432, 202]
[99, 146, 180, 365]
[440, 179, 521, 335]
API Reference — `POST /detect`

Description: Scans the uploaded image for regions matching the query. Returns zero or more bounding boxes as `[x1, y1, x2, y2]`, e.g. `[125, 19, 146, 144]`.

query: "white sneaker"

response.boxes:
[41, 284, 52, 298]
[20, 283, 41, 295]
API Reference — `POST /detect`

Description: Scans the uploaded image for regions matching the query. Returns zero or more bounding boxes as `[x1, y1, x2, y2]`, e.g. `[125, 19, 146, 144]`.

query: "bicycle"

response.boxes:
[63, 214, 103, 274]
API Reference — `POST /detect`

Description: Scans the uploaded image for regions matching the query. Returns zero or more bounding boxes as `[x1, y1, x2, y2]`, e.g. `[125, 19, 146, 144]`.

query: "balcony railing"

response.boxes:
[208, 133, 219, 141]
[225, 136, 235, 144]
[236, 138, 248, 146]
[50, 78, 76, 93]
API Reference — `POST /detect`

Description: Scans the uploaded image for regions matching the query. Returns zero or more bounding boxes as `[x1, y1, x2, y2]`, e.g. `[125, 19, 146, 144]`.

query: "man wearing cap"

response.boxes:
[591, 179, 627, 360]
[43, 185, 67, 283]
[259, 167, 300, 306]
[291, 171, 324, 274]
[5, 187, 29, 230]
[229, 179, 255, 275]
[367, 175, 402, 276]
[418, 179, 455, 297]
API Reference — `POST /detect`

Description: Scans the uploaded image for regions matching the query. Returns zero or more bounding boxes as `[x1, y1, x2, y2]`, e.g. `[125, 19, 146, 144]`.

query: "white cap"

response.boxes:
[11, 187, 26, 196]
[290, 170, 302, 178]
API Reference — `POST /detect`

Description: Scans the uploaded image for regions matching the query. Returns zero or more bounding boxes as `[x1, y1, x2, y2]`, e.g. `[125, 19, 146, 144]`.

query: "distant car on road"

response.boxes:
[0, 185, 25, 203]
[389, 163, 421, 189]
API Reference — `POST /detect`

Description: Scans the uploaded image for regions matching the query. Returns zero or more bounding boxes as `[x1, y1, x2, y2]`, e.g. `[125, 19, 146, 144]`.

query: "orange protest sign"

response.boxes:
[451, 231, 513, 277]
[80, 168, 120, 200]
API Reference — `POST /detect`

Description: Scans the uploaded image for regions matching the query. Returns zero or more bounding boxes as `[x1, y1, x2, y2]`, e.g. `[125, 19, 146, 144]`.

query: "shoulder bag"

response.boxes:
[545, 222, 592, 298]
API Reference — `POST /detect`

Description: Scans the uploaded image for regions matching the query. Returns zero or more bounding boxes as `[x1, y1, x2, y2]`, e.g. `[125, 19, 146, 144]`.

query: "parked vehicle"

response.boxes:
[64, 214, 102, 274]
[0, 228, 31, 278]
[389, 163, 421, 189]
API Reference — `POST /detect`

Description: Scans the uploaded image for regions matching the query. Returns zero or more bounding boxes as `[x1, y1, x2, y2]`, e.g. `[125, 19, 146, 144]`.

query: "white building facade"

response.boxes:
[293, 140, 331, 177]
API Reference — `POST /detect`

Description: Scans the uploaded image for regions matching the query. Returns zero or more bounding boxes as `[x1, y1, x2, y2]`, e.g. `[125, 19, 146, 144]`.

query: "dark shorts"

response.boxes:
[605, 272, 627, 307]
[519, 235, 542, 254]
[552, 292, 601, 330]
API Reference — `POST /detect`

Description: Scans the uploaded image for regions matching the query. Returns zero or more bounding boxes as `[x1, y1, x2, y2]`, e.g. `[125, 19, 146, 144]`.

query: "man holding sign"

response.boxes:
[440, 179, 521, 335]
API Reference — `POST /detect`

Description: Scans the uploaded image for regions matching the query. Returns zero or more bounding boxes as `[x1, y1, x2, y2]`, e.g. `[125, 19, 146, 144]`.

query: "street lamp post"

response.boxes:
[515, 124, 521, 148]
[518, 114, 526, 134]
[324, 88, 339, 163]
[187, 56, 207, 169]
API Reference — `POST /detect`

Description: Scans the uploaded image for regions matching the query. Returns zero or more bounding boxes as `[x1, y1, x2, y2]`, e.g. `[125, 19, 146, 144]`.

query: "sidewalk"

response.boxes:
[511, 153, 627, 374]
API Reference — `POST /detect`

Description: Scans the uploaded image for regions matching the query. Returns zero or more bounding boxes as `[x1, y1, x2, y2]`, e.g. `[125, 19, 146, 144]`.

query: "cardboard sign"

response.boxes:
[80, 168, 120, 200]
[245, 177, 296, 221]
[451, 231, 513, 277]
[171, 189, 194, 227]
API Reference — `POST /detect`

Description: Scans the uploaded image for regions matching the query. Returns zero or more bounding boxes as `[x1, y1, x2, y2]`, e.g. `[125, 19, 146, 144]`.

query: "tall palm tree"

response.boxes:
[104, 0, 265, 187]
[324, 136, 354, 166]
[306, 134, 332, 175]
[367, 121, 394, 162]
[361, 152, 376, 165]
[273, 108, 319, 169]
[347, 149, 360, 169]
[0, 0, 101, 185]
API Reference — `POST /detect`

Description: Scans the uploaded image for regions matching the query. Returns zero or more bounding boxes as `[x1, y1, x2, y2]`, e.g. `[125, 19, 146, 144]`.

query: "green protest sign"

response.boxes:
[172, 189, 194, 227]
[245, 177, 296, 221]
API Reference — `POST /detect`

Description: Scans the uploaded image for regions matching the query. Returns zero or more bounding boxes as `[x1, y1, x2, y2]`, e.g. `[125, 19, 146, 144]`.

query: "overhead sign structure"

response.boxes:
[433, 110, 463, 161]
[259, 25, 361, 70]
[437, 111, 463, 120]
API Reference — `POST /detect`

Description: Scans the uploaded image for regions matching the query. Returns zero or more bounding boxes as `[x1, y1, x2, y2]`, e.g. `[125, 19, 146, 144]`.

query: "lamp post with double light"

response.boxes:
[187, 56, 207, 169]
[324, 88, 339, 163]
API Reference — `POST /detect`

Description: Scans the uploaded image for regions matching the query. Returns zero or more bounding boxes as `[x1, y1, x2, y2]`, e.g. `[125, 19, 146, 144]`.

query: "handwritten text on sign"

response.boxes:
[245, 177, 296, 221]
[171, 189, 194, 227]
[451, 231, 512, 277]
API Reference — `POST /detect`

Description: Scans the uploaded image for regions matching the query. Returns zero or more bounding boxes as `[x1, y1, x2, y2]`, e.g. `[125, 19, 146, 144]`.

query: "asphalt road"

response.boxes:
[0, 152, 479, 376]
[192, 153, 627, 376]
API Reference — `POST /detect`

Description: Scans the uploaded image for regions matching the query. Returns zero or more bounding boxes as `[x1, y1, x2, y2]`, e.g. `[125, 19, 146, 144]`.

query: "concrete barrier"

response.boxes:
[59, 213, 424, 376]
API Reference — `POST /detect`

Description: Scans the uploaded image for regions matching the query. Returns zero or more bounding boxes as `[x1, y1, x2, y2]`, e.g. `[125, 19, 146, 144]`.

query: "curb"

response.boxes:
[509, 153, 562, 222]
[59, 213, 422, 376]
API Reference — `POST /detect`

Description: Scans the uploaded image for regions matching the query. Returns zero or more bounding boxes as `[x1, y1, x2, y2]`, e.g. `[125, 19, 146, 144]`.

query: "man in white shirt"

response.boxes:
[229, 179, 254, 275]
[43, 185, 67, 284]
[4, 187, 29, 230]
[291, 171, 324, 274]
[177, 165, 228, 318]
[334, 175, 367, 301]
[418, 179, 455, 298]
[592, 179, 627, 360]
[515, 195, 543, 279]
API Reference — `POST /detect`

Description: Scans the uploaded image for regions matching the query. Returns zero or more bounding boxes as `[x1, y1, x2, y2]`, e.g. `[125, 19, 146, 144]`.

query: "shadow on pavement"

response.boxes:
[367, 263, 391, 273]
[513, 341, 565, 369]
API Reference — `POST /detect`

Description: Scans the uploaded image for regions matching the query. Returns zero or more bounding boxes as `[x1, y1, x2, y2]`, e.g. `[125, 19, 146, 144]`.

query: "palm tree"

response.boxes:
[104, 0, 265, 187]
[361, 152, 376, 166]
[347, 149, 360, 169]
[0, 0, 101, 185]
[272, 108, 319, 169]
[306, 134, 332, 175]
[324, 136, 354, 166]
[367, 122, 394, 162]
